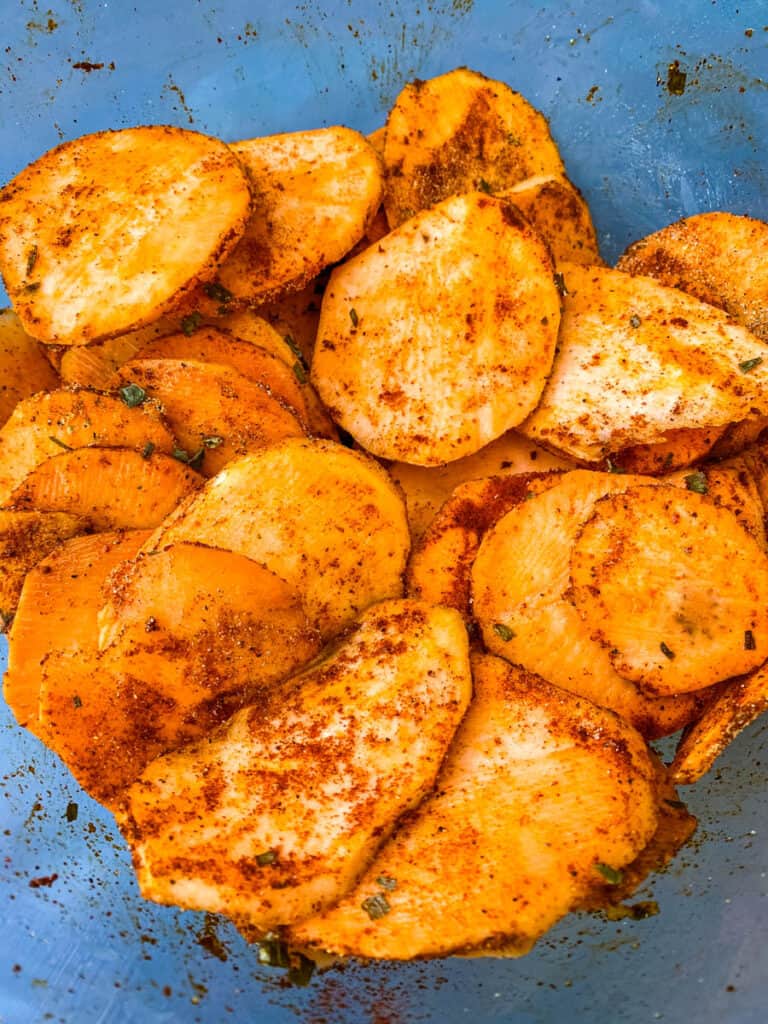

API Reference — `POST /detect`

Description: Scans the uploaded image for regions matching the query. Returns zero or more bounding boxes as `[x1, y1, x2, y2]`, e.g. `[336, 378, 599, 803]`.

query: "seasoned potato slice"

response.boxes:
[3, 530, 148, 730]
[116, 600, 472, 929]
[617, 211, 768, 341]
[225, 302, 317, 367]
[290, 654, 658, 959]
[671, 662, 768, 785]
[667, 460, 768, 551]
[521, 263, 768, 463]
[7, 448, 201, 529]
[0, 309, 59, 423]
[312, 192, 560, 465]
[570, 485, 768, 695]
[151, 438, 410, 639]
[0, 388, 175, 504]
[382, 68, 565, 228]
[471, 471, 711, 737]
[0, 509, 86, 625]
[605, 426, 724, 475]
[0, 126, 253, 345]
[114, 359, 306, 476]
[500, 174, 602, 265]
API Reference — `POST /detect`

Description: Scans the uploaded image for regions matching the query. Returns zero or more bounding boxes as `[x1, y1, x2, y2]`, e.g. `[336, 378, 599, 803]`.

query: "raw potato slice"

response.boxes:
[3, 530, 148, 730]
[471, 471, 710, 737]
[520, 263, 768, 463]
[617, 211, 768, 341]
[7, 448, 201, 529]
[0, 126, 253, 345]
[500, 174, 603, 265]
[605, 426, 724, 475]
[312, 192, 560, 465]
[114, 359, 306, 476]
[671, 662, 768, 785]
[151, 438, 410, 639]
[570, 485, 768, 695]
[116, 600, 472, 929]
[0, 509, 86, 624]
[667, 460, 768, 552]
[219, 307, 311, 366]
[0, 309, 59, 424]
[390, 430, 574, 542]
[0, 388, 175, 504]
[289, 655, 659, 959]
[382, 67, 565, 228]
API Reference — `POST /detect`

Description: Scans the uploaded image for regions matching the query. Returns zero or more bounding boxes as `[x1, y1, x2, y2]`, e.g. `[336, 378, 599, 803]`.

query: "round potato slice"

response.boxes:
[0, 309, 59, 424]
[0, 126, 253, 345]
[500, 174, 603, 266]
[570, 484, 768, 695]
[312, 192, 561, 466]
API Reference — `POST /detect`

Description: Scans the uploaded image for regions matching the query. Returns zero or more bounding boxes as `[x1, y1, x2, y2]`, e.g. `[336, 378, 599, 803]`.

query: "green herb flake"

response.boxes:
[477, 177, 493, 194]
[283, 334, 305, 363]
[26, 246, 38, 276]
[23, 282, 41, 293]
[553, 271, 568, 297]
[376, 874, 398, 891]
[739, 356, 763, 374]
[202, 435, 224, 449]
[287, 952, 316, 987]
[256, 849, 278, 867]
[173, 446, 205, 470]
[629, 314, 641, 329]
[203, 281, 233, 304]
[664, 798, 687, 810]
[684, 470, 708, 495]
[493, 622, 515, 642]
[0, 609, 11, 633]
[745, 629, 756, 651]
[660, 641, 675, 660]
[180, 312, 203, 336]
[361, 893, 391, 920]
[257, 933, 291, 968]
[64, 801, 78, 823]
[72, 695, 82, 709]
[595, 862, 624, 885]
[292, 360, 308, 385]
[141, 441, 155, 460]
[119, 383, 147, 408]
[349, 307, 359, 328]
[48, 436, 73, 451]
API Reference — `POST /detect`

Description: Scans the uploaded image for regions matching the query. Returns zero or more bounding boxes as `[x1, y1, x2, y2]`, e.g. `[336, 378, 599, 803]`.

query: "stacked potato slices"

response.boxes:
[0, 68, 766, 970]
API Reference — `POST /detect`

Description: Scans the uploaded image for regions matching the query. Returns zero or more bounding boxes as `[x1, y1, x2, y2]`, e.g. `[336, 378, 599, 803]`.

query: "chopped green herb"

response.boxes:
[361, 893, 391, 920]
[629, 314, 641, 329]
[477, 177, 493, 194]
[173, 446, 205, 470]
[202, 435, 224, 449]
[349, 307, 359, 328]
[739, 356, 763, 374]
[684, 470, 708, 494]
[48, 436, 73, 451]
[493, 622, 515, 642]
[257, 933, 291, 968]
[292, 360, 308, 385]
[0, 609, 11, 633]
[603, 899, 659, 921]
[287, 952, 316, 987]
[26, 246, 38, 276]
[376, 875, 398, 891]
[660, 641, 675, 660]
[595, 862, 624, 885]
[256, 849, 278, 867]
[119, 383, 147, 408]
[745, 629, 756, 651]
[141, 441, 155, 460]
[72, 695, 82, 709]
[180, 312, 203, 336]
[203, 281, 233, 304]
[553, 271, 568, 297]
[664, 798, 687, 810]
[64, 801, 78, 823]
[283, 334, 305, 364]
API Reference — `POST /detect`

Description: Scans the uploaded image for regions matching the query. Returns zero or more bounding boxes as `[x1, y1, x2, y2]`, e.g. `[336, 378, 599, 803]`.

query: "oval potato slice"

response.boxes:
[312, 192, 560, 465]
[0, 126, 253, 345]
[0, 309, 59, 424]
[500, 174, 603, 266]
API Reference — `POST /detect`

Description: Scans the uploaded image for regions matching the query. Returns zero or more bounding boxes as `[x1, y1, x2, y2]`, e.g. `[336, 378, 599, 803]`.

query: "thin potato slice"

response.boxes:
[667, 460, 768, 551]
[312, 192, 560, 465]
[383, 68, 565, 228]
[500, 174, 603, 266]
[151, 438, 410, 639]
[0, 388, 175, 504]
[607, 425, 724, 475]
[570, 485, 768, 695]
[671, 662, 768, 785]
[116, 600, 472, 929]
[290, 654, 659, 959]
[520, 263, 768, 463]
[3, 530, 148, 730]
[0, 126, 253, 345]
[7, 448, 201, 529]
[0, 309, 59, 424]
[617, 211, 768, 341]
[253, 276, 326, 367]
[114, 359, 306, 476]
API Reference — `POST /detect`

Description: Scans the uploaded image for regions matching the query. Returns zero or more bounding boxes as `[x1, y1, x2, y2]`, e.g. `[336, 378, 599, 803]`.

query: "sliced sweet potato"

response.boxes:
[0, 126, 253, 345]
[0, 309, 59, 424]
[114, 359, 306, 476]
[667, 460, 768, 551]
[570, 484, 768, 695]
[57, 318, 180, 388]
[606, 425, 724, 475]
[216, 307, 307, 365]
[152, 438, 410, 639]
[382, 68, 565, 229]
[0, 388, 175, 504]
[520, 263, 768, 463]
[3, 530, 148, 730]
[709, 416, 768, 460]
[7, 448, 201, 529]
[500, 174, 603, 265]
[312, 192, 560, 465]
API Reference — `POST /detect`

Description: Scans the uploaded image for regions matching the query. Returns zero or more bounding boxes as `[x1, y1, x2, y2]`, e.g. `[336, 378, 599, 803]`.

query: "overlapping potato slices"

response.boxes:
[0, 126, 253, 345]
[0, 309, 59, 423]
[499, 174, 603, 265]
[312, 192, 560, 465]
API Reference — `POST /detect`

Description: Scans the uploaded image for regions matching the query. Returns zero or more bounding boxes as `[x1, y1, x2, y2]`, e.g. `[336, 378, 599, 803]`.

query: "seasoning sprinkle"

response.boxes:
[553, 271, 568, 297]
[180, 312, 203, 336]
[493, 622, 515, 642]
[292, 360, 308, 385]
[629, 314, 641, 328]
[141, 441, 155, 460]
[202, 435, 224, 449]
[287, 953, 316, 987]
[595, 862, 624, 885]
[48, 436, 73, 451]
[283, 334, 305, 364]
[257, 933, 291, 968]
[72, 695, 82, 709]
[477, 177, 493, 194]
[660, 641, 675, 660]
[349, 307, 359, 328]
[204, 281, 233, 304]
[64, 801, 78, 823]
[684, 470, 708, 494]
[376, 875, 398, 891]
[256, 849, 278, 867]
[26, 246, 38, 276]
[119, 382, 147, 408]
[745, 629, 756, 651]
[361, 893, 391, 920]
[739, 356, 763, 374]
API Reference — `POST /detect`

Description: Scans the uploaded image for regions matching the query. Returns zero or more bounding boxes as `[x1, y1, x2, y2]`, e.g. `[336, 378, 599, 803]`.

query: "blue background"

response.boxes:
[1, 2, 767, 1022]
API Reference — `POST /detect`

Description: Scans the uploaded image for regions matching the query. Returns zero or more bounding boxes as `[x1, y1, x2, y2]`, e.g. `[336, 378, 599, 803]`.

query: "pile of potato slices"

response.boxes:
[1, 66, 768, 970]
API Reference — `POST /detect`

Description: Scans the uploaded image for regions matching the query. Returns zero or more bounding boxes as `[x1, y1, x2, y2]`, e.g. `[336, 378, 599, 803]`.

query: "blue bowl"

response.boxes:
[1, 3, 767, 1022]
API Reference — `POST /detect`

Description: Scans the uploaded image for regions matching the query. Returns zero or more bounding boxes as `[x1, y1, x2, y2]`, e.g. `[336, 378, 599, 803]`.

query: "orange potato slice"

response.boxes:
[500, 174, 603, 265]
[0, 309, 59, 424]
[666, 459, 768, 551]
[606, 425, 724, 475]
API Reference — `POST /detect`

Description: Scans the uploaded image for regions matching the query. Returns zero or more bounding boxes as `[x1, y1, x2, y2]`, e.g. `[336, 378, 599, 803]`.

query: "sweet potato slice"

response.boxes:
[617, 211, 768, 342]
[0, 309, 59, 424]
[0, 126, 253, 345]
[312, 192, 560, 465]
[570, 484, 768, 695]
[667, 460, 768, 551]
[7, 448, 201, 529]
[116, 600, 472, 929]
[114, 359, 306, 476]
[289, 654, 659, 959]
[606, 425, 724, 475]
[671, 662, 768, 785]
[471, 471, 710, 737]
[0, 509, 87, 625]
[3, 529, 148, 730]
[520, 263, 768, 463]
[152, 438, 410, 639]
[253, 277, 325, 367]
[500, 174, 603, 265]
[382, 68, 565, 229]
[0, 388, 175, 504]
